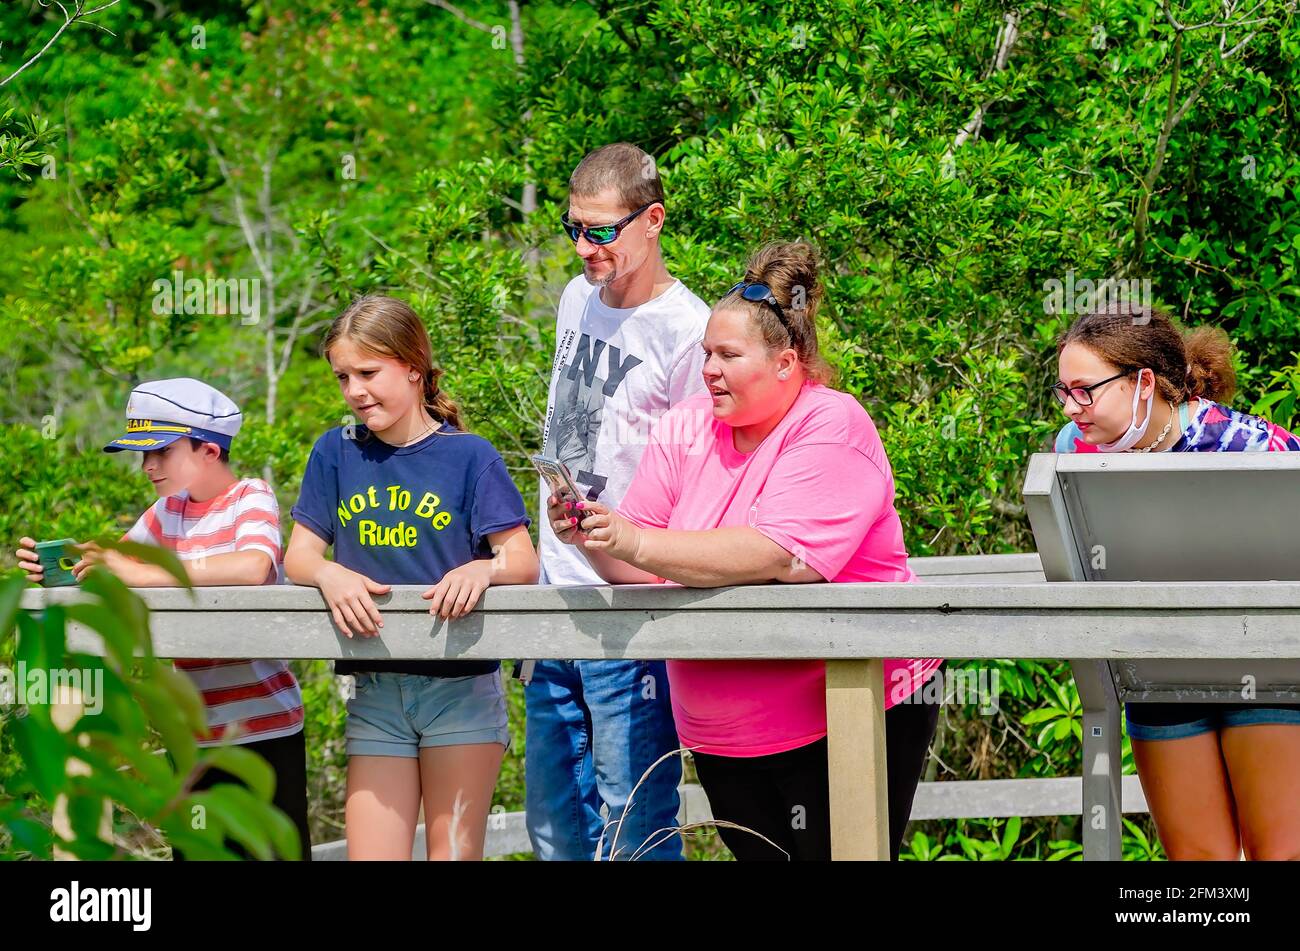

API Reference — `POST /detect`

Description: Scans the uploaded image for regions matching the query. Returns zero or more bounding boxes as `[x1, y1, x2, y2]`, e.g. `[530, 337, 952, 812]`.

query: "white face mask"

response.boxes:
[1096, 369, 1153, 452]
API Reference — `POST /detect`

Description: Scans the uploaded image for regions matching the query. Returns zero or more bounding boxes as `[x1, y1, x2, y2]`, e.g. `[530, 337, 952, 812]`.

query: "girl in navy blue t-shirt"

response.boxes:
[285, 295, 537, 860]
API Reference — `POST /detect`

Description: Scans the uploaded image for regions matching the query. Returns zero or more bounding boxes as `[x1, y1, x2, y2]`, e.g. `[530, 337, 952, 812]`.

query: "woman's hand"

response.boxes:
[573, 500, 643, 563]
[422, 559, 494, 620]
[547, 493, 590, 546]
[314, 561, 392, 638]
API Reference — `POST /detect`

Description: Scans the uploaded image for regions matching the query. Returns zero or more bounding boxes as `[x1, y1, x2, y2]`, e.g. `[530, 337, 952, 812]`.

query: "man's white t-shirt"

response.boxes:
[539, 273, 710, 585]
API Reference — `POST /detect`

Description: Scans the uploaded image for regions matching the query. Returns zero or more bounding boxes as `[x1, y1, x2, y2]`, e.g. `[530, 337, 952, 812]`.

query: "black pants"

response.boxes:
[173, 729, 313, 861]
[692, 691, 941, 861]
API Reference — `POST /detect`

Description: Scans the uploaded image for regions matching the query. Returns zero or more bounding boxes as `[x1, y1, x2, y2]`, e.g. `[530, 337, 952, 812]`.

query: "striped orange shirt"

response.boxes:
[125, 478, 304, 746]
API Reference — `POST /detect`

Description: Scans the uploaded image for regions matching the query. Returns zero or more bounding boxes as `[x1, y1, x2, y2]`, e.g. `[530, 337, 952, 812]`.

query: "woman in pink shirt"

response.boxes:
[548, 241, 942, 860]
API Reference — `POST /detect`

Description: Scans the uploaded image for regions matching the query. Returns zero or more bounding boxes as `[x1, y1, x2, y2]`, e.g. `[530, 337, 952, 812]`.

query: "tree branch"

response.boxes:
[423, 0, 495, 35]
[0, 0, 123, 88]
[205, 137, 274, 284]
[276, 271, 321, 380]
[943, 10, 1020, 168]
[1125, 0, 1284, 273]
[586, 0, 642, 51]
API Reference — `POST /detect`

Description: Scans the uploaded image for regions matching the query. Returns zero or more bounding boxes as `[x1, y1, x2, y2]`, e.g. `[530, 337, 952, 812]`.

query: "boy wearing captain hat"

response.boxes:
[15, 378, 311, 860]
[103, 376, 243, 458]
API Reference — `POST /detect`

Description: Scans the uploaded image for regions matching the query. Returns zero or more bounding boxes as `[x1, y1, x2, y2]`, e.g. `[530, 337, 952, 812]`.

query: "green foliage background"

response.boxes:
[3, 0, 1298, 859]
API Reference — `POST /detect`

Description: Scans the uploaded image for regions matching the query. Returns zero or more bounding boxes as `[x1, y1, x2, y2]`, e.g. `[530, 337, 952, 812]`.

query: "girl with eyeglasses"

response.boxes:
[1053, 303, 1300, 860]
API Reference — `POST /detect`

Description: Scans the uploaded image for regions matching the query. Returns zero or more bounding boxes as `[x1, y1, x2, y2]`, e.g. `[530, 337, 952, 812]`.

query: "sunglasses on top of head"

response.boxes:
[728, 280, 794, 335]
[560, 202, 659, 246]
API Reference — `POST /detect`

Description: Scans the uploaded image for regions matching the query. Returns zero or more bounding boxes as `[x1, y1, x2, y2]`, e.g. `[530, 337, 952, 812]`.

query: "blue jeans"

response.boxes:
[345, 672, 509, 757]
[525, 659, 683, 860]
[1125, 701, 1300, 741]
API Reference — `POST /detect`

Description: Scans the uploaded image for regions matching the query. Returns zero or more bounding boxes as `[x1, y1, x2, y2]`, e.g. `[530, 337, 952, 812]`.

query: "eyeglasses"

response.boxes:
[727, 281, 794, 336]
[560, 203, 658, 246]
[1050, 371, 1129, 407]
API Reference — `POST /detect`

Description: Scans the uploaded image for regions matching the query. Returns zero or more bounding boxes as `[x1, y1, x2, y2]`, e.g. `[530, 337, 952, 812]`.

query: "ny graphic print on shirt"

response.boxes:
[542, 329, 643, 500]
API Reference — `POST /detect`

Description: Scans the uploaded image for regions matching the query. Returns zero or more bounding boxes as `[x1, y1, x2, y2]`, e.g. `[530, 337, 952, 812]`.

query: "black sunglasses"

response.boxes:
[561, 202, 658, 246]
[1050, 371, 1130, 407]
[728, 281, 794, 336]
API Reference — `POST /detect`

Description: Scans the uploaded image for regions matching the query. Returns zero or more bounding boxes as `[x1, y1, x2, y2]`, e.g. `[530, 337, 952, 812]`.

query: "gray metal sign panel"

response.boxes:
[1025, 451, 1300, 699]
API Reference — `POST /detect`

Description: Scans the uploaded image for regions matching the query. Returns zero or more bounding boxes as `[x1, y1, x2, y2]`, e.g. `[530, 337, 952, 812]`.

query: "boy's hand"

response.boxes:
[315, 561, 391, 639]
[15, 536, 45, 584]
[422, 559, 493, 620]
[72, 542, 148, 585]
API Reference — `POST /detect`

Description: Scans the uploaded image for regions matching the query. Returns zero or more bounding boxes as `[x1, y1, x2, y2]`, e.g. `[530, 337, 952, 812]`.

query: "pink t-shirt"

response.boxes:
[619, 382, 943, 757]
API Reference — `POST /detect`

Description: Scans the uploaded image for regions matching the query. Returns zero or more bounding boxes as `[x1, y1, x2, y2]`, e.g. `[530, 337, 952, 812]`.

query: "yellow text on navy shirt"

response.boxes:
[336, 483, 454, 547]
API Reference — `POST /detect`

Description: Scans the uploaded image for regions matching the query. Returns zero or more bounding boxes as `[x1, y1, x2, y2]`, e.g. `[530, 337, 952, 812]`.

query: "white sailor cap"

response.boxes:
[103, 378, 242, 453]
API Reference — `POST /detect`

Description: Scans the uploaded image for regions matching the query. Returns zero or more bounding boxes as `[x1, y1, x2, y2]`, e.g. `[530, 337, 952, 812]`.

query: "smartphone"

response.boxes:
[35, 538, 80, 588]
[531, 453, 587, 505]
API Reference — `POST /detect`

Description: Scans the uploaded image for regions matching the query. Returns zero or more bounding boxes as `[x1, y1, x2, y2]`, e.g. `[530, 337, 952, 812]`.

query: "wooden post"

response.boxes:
[825, 658, 889, 860]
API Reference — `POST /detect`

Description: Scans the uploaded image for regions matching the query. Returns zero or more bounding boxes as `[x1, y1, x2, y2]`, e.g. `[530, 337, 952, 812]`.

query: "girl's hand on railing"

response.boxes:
[547, 493, 589, 546]
[422, 559, 493, 620]
[314, 561, 391, 638]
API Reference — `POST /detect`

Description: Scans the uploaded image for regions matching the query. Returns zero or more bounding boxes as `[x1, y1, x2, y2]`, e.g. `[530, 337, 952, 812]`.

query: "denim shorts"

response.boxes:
[345, 671, 510, 758]
[1125, 701, 1300, 742]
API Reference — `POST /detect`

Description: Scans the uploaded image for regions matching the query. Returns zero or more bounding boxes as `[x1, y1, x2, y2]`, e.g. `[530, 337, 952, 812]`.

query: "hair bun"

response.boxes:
[745, 241, 821, 314]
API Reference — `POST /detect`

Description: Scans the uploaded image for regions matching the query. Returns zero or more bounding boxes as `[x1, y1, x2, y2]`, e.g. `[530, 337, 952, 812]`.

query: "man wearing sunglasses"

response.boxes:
[526, 142, 710, 861]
